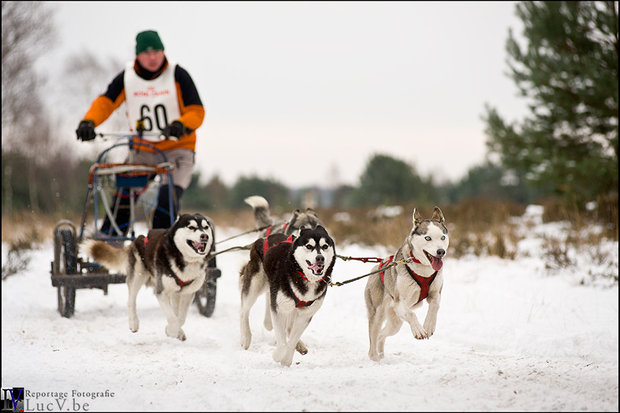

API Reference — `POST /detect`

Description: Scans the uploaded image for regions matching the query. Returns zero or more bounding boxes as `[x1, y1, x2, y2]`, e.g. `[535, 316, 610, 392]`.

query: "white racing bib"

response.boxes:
[124, 61, 181, 141]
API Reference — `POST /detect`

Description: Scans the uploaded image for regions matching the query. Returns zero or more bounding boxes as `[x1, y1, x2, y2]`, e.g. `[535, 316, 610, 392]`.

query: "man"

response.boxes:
[76, 29, 204, 235]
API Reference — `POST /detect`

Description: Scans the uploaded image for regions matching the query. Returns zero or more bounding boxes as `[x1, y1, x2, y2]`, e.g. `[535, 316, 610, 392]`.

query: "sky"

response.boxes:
[40, 1, 530, 188]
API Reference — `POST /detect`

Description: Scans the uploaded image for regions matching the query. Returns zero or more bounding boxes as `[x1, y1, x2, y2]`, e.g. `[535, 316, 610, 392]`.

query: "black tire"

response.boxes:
[57, 229, 77, 318]
[195, 257, 220, 317]
[194, 217, 221, 317]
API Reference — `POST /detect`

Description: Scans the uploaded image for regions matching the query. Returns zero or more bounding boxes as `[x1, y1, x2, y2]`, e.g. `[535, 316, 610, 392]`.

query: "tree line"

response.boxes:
[0, 148, 543, 214]
[2, 1, 617, 217]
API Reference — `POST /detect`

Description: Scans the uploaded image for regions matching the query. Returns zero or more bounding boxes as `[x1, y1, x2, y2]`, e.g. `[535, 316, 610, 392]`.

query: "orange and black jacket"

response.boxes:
[82, 57, 205, 152]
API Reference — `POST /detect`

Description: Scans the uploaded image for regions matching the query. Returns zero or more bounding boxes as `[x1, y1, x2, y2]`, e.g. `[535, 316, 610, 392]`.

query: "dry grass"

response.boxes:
[314, 199, 528, 259]
[2, 197, 617, 269]
[1, 211, 75, 245]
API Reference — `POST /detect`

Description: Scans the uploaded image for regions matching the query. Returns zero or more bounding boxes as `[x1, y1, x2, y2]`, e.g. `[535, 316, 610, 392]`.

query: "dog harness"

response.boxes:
[262, 222, 289, 255]
[292, 295, 314, 308]
[261, 233, 326, 308]
[291, 270, 328, 308]
[379, 252, 437, 304]
[144, 236, 194, 287]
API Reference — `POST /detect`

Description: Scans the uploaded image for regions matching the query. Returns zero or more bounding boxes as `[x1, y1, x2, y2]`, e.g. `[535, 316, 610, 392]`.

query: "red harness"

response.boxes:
[262, 222, 289, 255]
[261, 230, 325, 308]
[144, 236, 194, 287]
[378, 251, 437, 304]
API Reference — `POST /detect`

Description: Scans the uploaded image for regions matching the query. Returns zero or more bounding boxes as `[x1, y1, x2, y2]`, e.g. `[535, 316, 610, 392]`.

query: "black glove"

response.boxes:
[76, 120, 96, 141]
[161, 120, 186, 140]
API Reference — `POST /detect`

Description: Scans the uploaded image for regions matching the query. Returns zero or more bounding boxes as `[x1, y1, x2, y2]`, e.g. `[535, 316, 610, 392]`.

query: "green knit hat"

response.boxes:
[135, 30, 164, 54]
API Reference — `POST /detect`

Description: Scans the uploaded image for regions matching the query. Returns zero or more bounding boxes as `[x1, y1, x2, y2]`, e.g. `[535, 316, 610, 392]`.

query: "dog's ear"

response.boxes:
[306, 208, 319, 217]
[288, 210, 300, 229]
[431, 206, 445, 223]
[412, 208, 423, 227]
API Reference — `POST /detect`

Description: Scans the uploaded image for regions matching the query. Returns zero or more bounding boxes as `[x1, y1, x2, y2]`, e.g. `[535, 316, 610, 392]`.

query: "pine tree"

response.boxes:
[483, 1, 618, 203]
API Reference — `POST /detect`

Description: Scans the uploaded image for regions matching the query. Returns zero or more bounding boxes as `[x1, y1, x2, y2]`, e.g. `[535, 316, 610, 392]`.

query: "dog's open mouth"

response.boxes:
[424, 250, 443, 271]
[188, 240, 208, 255]
[306, 260, 325, 276]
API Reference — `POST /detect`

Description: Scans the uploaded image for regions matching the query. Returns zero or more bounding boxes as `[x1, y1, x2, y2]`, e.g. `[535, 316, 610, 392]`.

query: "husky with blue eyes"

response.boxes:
[364, 207, 449, 361]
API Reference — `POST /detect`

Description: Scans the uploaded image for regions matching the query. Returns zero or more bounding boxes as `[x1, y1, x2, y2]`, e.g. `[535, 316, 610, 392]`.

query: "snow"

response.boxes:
[2, 212, 618, 411]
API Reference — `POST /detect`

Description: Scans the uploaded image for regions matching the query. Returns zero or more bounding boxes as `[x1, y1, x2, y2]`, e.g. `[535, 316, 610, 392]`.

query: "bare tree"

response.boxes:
[58, 50, 127, 132]
[2, 1, 55, 130]
[2, 1, 56, 212]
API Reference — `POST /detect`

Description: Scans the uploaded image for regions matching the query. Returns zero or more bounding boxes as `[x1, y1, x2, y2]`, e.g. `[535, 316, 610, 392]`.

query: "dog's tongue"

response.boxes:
[193, 241, 206, 253]
[430, 256, 443, 271]
[307, 263, 324, 275]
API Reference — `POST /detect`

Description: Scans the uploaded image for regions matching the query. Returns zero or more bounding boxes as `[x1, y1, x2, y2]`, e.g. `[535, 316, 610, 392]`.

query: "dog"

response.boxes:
[239, 226, 336, 366]
[244, 195, 323, 238]
[364, 206, 449, 361]
[244, 194, 324, 334]
[81, 213, 214, 341]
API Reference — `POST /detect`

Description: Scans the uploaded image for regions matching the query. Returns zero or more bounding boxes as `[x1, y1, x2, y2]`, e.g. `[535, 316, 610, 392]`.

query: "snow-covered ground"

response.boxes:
[2, 208, 618, 411]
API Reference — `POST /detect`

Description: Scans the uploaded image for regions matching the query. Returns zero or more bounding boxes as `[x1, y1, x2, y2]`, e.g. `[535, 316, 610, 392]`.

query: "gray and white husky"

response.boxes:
[364, 207, 449, 361]
[82, 214, 214, 341]
[239, 226, 336, 366]
[244, 195, 323, 238]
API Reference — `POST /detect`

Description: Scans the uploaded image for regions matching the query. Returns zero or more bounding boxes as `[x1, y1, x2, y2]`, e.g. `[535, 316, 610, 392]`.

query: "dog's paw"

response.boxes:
[274, 347, 295, 367]
[368, 351, 382, 362]
[423, 321, 436, 337]
[165, 325, 186, 341]
[295, 340, 308, 355]
[273, 346, 287, 363]
[128, 318, 139, 333]
[240, 332, 252, 350]
[411, 325, 430, 340]
[281, 351, 294, 367]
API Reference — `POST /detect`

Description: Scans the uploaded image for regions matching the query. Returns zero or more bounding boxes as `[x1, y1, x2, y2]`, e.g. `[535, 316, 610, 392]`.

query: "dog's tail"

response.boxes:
[244, 195, 273, 228]
[81, 239, 129, 272]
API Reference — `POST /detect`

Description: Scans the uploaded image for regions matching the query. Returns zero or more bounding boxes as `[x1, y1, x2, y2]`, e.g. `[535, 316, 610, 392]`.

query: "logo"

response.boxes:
[133, 86, 170, 97]
[1, 387, 24, 412]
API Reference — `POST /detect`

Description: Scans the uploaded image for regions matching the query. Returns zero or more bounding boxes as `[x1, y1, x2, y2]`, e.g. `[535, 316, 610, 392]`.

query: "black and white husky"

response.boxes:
[364, 207, 449, 361]
[82, 214, 214, 341]
[239, 226, 336, 366]
[244, 195, 324, 334]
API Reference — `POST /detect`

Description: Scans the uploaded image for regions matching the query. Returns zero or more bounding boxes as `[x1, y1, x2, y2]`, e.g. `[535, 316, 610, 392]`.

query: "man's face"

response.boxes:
[136, 50, 165, 71]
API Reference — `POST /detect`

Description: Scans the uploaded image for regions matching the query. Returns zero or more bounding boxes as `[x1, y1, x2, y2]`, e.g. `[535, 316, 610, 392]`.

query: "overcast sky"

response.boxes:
[43, 1, 528, 188]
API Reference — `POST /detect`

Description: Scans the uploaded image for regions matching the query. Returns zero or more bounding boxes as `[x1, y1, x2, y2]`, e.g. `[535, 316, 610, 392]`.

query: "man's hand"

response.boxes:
[161, 120, 186, 140]
[76, 120, 96, 141]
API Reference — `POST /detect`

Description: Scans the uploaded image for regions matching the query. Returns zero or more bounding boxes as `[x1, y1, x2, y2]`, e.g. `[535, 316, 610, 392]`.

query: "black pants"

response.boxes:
[100, 184, 184, 235]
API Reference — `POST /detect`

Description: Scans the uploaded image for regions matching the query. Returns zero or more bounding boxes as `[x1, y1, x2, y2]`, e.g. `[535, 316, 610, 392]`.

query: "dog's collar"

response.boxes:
[172, 273, 194, 287]
[292, 293, 314, 308]
[293, 268, 328, 307]
[409, 250, 423, 264]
